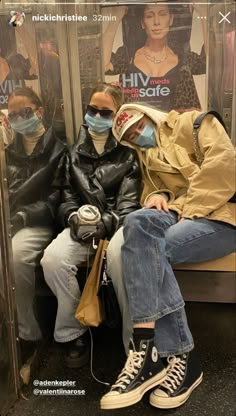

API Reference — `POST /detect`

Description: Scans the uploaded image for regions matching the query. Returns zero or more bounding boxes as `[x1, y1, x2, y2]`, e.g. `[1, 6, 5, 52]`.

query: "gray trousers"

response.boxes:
[41, 228, 95, 343]
[12, 226, 54, 341]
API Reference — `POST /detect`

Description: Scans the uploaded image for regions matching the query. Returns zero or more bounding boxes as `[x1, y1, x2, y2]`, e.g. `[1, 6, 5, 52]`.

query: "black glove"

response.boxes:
[68, 212, 106, 243]
[68, 212, 80, 241]
[68, 212, 98, 242]
[11, 213, 24, 237]
[81, 221, 106, 244]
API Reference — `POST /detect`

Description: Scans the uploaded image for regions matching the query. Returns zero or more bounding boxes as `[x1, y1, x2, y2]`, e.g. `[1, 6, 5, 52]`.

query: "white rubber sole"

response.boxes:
[100, 368, 167, 410]
[149, 372, 203, 409]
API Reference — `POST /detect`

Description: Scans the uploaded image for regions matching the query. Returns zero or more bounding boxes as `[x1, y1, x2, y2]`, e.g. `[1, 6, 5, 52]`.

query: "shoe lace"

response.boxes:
[111, 341, 146, 391]
[159, 354, 187, 394]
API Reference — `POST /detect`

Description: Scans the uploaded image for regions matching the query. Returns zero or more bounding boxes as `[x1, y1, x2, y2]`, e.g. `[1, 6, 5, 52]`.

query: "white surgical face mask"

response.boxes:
[84, 113, 112, 133]
[10, 113, 41, 135]
[134, 124, 156, 148]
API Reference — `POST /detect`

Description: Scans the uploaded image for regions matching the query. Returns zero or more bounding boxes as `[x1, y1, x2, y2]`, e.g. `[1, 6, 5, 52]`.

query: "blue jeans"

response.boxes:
[107, 209, 236, 356]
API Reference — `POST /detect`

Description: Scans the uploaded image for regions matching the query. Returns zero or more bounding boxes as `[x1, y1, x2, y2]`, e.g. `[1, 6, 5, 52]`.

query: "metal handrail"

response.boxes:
[0, 137, 20, 415]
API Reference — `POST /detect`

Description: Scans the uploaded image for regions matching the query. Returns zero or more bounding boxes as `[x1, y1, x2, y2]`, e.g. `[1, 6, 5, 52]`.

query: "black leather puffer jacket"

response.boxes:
[58, 125, 142, 237]
[6, 127, 66, 227]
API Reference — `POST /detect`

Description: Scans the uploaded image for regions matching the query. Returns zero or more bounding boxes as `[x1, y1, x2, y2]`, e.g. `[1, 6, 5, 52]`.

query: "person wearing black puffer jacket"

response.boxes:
[41, 83, 141, 368]
[6, 87, 66, 364]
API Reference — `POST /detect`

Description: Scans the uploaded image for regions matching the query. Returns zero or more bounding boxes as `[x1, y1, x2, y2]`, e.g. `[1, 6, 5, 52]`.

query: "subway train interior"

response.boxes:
[0, 1, 235, 415]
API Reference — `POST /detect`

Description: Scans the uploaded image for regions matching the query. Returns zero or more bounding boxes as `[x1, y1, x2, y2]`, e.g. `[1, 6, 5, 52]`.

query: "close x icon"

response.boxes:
[218, 11, 231, 24]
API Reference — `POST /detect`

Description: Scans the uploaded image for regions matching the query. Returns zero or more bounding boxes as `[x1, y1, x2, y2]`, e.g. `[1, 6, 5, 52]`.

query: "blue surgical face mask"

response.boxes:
[134, 124, 156, 148]
[10, 113, 41, 135]
[84, 113, 112, 134]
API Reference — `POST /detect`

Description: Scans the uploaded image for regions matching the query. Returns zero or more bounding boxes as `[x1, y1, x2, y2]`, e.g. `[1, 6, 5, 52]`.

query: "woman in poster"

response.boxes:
[103, 1, 207, 112]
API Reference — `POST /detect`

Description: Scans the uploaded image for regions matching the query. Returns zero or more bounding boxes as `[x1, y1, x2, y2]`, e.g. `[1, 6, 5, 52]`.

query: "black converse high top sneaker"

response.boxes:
[100, 338, 167, 409]
[149, 350, 203, 409]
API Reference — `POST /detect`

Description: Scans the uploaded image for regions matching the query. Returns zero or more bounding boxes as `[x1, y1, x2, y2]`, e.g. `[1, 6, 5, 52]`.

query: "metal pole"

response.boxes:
[231, 31, 236, 144]
[0, 137, 20, 414]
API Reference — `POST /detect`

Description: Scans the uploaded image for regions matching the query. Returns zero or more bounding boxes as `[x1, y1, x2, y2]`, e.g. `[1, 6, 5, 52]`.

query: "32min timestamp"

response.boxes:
[92, 14, 117, 22]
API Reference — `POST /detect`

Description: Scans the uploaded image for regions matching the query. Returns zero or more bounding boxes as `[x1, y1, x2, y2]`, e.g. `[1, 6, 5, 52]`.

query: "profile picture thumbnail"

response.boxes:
[8, 11, 25, 27]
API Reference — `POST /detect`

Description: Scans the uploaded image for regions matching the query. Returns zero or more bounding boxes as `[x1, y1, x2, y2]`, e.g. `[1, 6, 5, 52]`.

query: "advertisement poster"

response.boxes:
[0, 15, 39, 111]
[0, 15, 63, 127]
[102, 3, 207, 112]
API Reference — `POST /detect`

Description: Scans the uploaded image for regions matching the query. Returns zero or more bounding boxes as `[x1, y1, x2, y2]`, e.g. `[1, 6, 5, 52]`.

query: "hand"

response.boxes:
[81, 221, 106, 244]
[68, 212, 80, 241]
[144, 195, 169, 212]
[11, 214, 24, 237]
[68, 213, 106, 243]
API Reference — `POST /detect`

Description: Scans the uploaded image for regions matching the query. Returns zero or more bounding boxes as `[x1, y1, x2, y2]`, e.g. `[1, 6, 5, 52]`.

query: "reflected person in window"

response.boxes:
[6, 87, 66, 365]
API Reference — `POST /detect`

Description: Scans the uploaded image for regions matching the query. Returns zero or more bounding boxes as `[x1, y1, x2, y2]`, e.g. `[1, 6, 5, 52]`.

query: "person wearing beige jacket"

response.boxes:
[100, 103, 236, 411]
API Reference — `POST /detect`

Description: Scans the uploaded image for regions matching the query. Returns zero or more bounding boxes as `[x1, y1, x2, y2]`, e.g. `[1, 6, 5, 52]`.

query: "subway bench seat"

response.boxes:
[174, 252, 236, 303]
[35, 253, 236, 303]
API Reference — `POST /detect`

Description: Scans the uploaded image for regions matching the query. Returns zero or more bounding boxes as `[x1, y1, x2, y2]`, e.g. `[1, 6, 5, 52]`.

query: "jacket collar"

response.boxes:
[164, 110, 181, 129]
[76, 124, 118, 158]
[7, 127, 56, 159]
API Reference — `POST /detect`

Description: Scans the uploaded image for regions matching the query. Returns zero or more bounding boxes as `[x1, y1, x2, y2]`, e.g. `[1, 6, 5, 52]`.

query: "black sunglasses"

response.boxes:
[87, 105, 114, 119]
[8, 107, 37, 123]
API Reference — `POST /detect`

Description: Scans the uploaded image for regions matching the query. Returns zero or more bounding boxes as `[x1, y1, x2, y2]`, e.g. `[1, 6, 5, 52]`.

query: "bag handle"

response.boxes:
[193, 110, 227, 131]
[193, 110, 227, 164]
